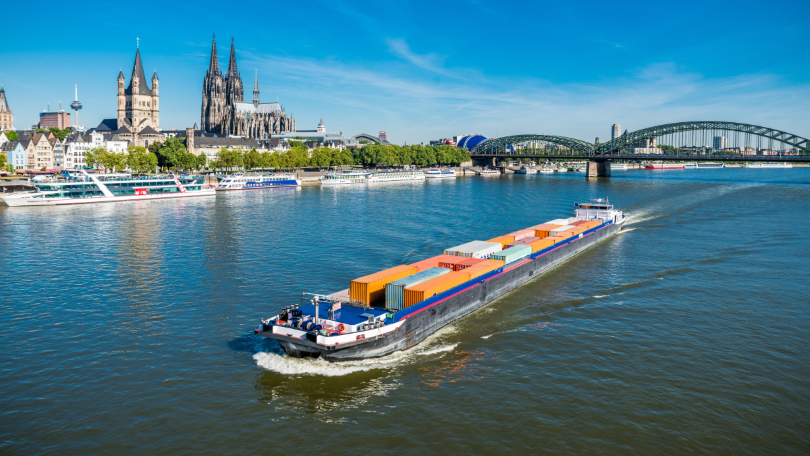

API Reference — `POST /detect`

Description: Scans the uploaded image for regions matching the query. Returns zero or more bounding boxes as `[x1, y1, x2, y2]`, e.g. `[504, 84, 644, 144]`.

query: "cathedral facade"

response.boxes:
[201, 35, 295, 139]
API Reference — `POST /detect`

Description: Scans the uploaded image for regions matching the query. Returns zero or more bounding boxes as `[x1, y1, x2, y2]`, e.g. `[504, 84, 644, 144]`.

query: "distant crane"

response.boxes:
[70, 84, 82, 128]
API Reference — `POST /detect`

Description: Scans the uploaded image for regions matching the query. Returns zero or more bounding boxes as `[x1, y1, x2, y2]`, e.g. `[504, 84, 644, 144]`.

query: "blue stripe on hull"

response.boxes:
[216, 180, 300, 191]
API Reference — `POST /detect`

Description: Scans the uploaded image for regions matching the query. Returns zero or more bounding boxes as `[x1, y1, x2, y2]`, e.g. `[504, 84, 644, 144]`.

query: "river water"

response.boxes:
[1, 168, 808, 454]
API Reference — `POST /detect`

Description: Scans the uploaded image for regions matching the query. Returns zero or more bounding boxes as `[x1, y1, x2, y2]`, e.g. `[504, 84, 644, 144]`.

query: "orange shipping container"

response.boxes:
[403, 271, 471, 308]
[547, 232, 573, 242]
[487, 235, 516, 248]
[582, 221, 601, 229]
[564, 226, 589, 236]
[410, 255, 466, 272]
[527, 223, 563, 238]
[350, 265, 418, 306]
[528, 238, 556, 253]
[463, 259, 505, 279]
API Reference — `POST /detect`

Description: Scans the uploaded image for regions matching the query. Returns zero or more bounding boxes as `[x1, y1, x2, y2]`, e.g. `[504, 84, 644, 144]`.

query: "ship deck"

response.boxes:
[296, 302, 389, 325]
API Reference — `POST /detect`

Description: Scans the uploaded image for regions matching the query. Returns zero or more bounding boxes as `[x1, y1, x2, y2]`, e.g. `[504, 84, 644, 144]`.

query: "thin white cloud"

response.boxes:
[231, 50, 810, 144]
[386, 38, 451, 76]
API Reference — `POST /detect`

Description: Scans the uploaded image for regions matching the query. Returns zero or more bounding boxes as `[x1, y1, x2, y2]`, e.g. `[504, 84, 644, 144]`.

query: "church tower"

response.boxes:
[119, 47, 159, 131]
[201, 34, 225, 134]
[0, 85, 13, 131]
[224, 38, 244, 106]
[253, 70, 260, 108]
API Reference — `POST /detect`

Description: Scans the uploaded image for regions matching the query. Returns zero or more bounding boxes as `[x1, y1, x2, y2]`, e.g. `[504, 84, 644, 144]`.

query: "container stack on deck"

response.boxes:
[346, 214, 606, 312]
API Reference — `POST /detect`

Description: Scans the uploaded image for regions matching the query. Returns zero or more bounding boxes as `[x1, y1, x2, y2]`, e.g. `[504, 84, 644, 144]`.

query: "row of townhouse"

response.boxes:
[0, 129, 131, 171]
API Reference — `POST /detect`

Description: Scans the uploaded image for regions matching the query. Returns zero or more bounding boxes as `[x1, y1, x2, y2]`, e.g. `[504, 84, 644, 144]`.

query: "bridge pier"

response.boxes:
[471, 157, 497, 168]
[586, 160, 611, 178]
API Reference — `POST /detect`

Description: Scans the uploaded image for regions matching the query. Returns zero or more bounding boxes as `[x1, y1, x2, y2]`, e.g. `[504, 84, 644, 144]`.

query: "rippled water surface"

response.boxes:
[1, 168, 809, 454]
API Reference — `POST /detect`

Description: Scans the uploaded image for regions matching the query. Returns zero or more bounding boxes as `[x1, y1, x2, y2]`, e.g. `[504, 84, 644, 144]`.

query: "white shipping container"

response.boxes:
[444, 241, 502, 259]
[547, 219, 569, 226]
[566, 217, 581, 224]
[550, 225, 575, 234]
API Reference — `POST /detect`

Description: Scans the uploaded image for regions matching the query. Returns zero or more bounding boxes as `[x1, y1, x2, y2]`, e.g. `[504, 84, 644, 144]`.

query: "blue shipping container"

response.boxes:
[491, 245, 532, 264]
[385, 267, 451, 310]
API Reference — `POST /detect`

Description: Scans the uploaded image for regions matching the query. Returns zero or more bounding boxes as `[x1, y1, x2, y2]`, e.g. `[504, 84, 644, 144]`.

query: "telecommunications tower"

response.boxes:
[70, 84, 82, 127]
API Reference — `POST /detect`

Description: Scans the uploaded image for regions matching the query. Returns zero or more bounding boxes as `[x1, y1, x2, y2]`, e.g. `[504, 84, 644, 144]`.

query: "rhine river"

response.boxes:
[1, 168, 809, 454]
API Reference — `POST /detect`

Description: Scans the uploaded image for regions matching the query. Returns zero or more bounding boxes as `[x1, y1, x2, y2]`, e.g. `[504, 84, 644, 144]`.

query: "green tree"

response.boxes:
[126, 145, 157, 173]
[311, 147, 331, 168]
[6, 163, 15, 174]
[105, 152, 128, 172]
[244, 148, 261, 169]
[155, 137, 186, 169]
[148, 141, 162, 156]
[85, 147, 105, 169]
[4, 131, 18, 141]
[196, 153, 207, 170]
[0, 153, 6, 169]
[175, 152, 198, 171]
[48, 127, 69, 141]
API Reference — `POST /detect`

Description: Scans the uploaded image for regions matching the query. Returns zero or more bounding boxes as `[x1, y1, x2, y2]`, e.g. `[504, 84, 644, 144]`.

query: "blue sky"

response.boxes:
[2, 0, 809, 144]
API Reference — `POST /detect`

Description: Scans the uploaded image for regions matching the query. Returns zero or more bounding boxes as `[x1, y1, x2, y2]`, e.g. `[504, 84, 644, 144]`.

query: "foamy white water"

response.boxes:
[254, 325, 461, 376]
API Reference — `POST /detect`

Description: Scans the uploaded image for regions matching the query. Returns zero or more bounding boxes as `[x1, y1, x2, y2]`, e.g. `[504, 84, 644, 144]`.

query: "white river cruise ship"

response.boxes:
[1, 170, 214, 207]
[216, 172, 300, 191]
[367, 170, 425, 183]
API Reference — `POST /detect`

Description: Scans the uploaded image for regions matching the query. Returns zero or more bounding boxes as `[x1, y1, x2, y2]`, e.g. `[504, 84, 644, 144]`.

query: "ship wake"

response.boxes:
[253, 325, 460, 376]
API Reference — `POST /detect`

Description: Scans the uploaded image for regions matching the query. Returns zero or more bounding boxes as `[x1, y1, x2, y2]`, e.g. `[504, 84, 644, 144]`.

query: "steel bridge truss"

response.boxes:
[595, 121, 810, 155]
[473, 135, 595, 155]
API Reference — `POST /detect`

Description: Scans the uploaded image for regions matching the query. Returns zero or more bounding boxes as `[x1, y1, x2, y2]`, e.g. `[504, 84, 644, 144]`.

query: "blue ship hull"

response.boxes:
[216, 179, 300, 191]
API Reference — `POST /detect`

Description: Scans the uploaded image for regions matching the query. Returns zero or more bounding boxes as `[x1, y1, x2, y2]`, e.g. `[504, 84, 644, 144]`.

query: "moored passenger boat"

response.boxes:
[425, 168, 457, 178]
[216, 172, 300, 191]
[515, 165, 537, 174]
[478, 168, 500, 176]
[367, 170, 425, 183]
[0, 170, 214, 207]
[743, 162, 792, 168]
[646, 162, 686, 170]
[695, 162, 724, 169]
[255, 198, 626, 361]
[319, 170, 371, 185]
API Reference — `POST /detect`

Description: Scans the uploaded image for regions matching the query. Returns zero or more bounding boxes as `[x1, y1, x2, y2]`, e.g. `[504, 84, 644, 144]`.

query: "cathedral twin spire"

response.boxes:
[202, 34, 295, 138]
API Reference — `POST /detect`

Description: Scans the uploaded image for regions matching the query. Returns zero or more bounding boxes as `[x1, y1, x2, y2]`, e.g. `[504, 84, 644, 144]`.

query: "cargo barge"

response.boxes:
[255, 199, 626, 361]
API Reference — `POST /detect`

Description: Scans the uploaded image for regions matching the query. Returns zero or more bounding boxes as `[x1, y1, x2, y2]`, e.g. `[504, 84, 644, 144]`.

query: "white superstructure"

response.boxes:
[574, 198, 625, 225]
[425, 168, 457, 178]
[743, 162, 792, 168]
[1, 170, 214, 207]
[319, 170, 371, 185]
[367, 170, 425, 183]
[515, 165, 537, 174]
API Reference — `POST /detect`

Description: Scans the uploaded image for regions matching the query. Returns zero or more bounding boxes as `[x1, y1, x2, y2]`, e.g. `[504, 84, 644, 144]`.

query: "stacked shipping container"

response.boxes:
[348, 216, 604, 312]
[385, 267, 450, 310]
[403, 271, 471, 307]
[350, 265, 418, 306]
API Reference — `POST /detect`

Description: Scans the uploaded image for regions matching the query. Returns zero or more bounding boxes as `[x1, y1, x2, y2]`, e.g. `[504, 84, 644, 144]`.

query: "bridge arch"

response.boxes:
[596, 121, 810, 155]
[472, 134, 595, 155]
[351, 133, 391, 145]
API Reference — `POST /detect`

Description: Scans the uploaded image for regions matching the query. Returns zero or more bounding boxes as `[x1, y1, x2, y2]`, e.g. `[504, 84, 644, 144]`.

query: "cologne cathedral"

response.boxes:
[200, 35, 295, 138]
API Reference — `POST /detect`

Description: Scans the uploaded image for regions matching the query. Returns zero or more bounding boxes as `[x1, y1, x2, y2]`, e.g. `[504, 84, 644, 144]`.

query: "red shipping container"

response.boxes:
[411, 255, 467, 272]
[455, 258, 486, 271]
